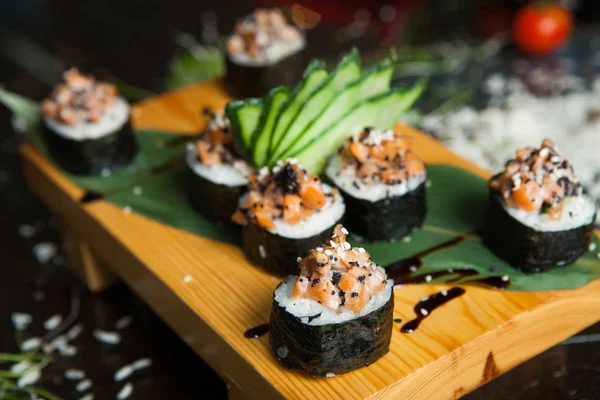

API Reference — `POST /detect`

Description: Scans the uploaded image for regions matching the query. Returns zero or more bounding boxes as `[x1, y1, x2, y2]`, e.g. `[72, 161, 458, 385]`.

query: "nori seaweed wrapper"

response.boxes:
[339, 181, 427, 242]
[187, 162, 246, 223]
[269, 285, 394, 377]
[42, 119, 137, 175]
[225, 48, 306, 98]
[241, 220, 339, 276]
[483, 191, 596, 272]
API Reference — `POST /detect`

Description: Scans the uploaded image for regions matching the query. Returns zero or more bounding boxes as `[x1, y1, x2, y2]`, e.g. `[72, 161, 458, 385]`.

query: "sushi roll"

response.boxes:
[483, 139, 597, 272]
[270, 224, 394, 377]
[186, 111, 253, 223]
[41, 68, 137, 175]
[325, 127, 427, 242]
[232, 159, 345, 276]
[225, 8, 306, 97]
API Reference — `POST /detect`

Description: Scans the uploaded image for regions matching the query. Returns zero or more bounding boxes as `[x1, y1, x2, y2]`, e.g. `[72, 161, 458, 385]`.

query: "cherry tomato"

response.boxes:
[513, 3, 573, 55]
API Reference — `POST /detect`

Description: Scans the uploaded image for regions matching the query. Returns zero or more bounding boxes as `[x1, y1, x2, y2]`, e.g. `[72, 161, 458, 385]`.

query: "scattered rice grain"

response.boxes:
[115, 316, 132, 330]
[76, 379, 93, 392]
[43, 314, 63, 331]
[117, 383, 133, 399]
[65, 369, 86, 380]
[93, 329, 121, 345]
[11, 312, 32, 331]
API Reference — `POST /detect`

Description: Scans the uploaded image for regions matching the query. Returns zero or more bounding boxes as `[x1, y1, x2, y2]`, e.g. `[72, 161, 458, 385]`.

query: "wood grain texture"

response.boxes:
[20, 80, 600, 400]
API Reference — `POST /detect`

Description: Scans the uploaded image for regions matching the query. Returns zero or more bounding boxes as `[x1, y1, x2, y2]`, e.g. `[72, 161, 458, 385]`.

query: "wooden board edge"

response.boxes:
[19, 143, 287, 400]
[372, 279, 600, 399]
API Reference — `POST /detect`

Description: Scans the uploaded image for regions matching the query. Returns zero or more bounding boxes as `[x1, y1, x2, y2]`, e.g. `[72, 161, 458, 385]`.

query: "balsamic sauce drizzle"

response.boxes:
[244, 323, 270, 339]
[401, 287, 466, 333]
[385, 235, 511, 289]
[80, 190, 104, 204]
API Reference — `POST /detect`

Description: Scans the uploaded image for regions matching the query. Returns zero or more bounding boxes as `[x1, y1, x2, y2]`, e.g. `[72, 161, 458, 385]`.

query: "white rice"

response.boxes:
[115, 316, 132, 330]
[427, 72, 600, 208]
[17, 369, 41, 388]
[20, 337, 42, 351]
[44, 97, 130, 141]
[228, 36, 305, 66]
[500, 195, 596, 232]
[271, 184, 345, 239]
[326, 153, 426, 202]
[185, 143, 250, 187]
[274, 273, 393, 326]
[32, 242, 57, 264]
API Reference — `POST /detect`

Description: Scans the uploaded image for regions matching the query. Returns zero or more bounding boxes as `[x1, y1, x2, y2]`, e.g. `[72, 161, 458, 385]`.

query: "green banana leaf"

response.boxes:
[1, 88, 598, 292]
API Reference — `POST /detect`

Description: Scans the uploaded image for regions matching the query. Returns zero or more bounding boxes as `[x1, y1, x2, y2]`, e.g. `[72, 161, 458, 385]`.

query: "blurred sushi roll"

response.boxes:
[186, 111, 253, 223]
[232, 159, 345, 276]
[326, 127, 427, 242]
[41, 68, 137, 175]
[483, 139, 597, 272]
[270, 224, 394, 377]
[225, 8, 306, 97]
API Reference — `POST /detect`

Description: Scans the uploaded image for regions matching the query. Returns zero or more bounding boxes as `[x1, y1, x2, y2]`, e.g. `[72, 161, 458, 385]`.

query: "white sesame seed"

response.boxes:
[114, 365, 134, 382]
[101, 168, 111, 177]
[358, 247, 366, 253]
[20, 337, 42, 351]
[65, 369, 86, 380]
[76, 379, 93, 392]
[296, 257, 302, 262]
[402, 236, 412, 243]
[589, 242, 597, 252]
[131, 358, 152, 371]
[17, 224, 35, 238]
[32, 242, 57, 264]
[93, 329, 121, 345]
[448, 268, 454, 273]
[425, 180, 432, 188]
[66, 323, 84, 340]
[11, 361, 32, 374]
[325, 373, 336, 378]
[597, 252, 600, 259]
[343, 242, 351, 250]
[409, 266, 417, 272]
[115, 316, 132, 330]
[324, 250, 332, 256]
[341, 227, 349, 235]
[441, 290, 448, 296]
[329, 241, 337, 248]
[17, 369, 41, 388]
[183, 275, 193, 283]
[117, 383, 133, 399]
[11, 312, 32, 331]
[44, 314, 63, 331]
[258, 245, 267, 259]
[315, 247, 323, 252]
[502, 275, 510, 282]
[132, 186, 142, 196]
[123, 206, 132, 214]
[425, 275, 432, 283]
[420, 308, 429, 316]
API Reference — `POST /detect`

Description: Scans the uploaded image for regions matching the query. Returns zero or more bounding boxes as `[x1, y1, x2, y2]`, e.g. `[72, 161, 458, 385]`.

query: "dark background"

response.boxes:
[1, 1, 600, 399]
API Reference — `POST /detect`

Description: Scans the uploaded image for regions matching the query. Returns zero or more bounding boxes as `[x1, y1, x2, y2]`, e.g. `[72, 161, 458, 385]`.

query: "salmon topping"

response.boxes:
[232, 160, 335, 229]
[192, 111, 252, 177]
[489, 138, 582, 219]
[293, 224, 388, 312]
[227, 8, 302, 59]
[338, 128, 426, 185]
[42, 68, 118, 125]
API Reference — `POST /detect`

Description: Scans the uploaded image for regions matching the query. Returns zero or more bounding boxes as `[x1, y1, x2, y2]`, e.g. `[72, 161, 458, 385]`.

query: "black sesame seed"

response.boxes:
[351, 292, 359, 297]
[331, 291, 335, 295]
[311, 278, 321, 287]
[394, 318, 403, 323]
[331, 272, 341, 285]
[358, 276, 365, 282]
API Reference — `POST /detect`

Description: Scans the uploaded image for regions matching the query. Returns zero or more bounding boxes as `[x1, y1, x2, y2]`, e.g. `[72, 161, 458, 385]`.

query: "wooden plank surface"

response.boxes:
[20, 80, 600, 400]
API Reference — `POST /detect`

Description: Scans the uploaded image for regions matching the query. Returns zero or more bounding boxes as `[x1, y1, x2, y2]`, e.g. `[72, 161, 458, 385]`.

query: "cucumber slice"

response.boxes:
[276, 56, 394, 162]
[294, 79, 426, 174]
[267, 59, 328, 160]
[267, 48, 362, 164]
[225, 98, 263, 160]
[251, 86, 291, 167]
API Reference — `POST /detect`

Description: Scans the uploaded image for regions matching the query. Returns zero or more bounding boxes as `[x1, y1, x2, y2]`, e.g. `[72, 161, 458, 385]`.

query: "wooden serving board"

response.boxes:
[19, 80, 600, 400]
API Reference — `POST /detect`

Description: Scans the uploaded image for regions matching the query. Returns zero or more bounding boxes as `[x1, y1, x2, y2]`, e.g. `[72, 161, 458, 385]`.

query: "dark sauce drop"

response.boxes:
[401, 287, 466, 333]
[393, 318, 403, 323]
[463, 276, 511, 289]
[80, 190, 104, 204]
[385, 236, 466, 280]
[244, 323, 270, 339]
